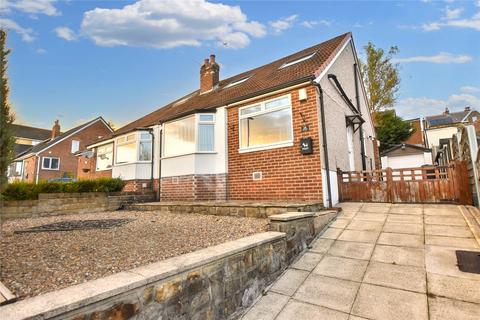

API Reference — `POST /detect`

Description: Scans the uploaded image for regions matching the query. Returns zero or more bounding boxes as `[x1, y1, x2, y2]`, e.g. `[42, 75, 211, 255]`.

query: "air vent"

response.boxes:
[252, 172, 263, 181]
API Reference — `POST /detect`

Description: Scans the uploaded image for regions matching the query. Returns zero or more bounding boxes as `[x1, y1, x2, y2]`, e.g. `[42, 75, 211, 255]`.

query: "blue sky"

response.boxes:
[1, 0, 479, 130]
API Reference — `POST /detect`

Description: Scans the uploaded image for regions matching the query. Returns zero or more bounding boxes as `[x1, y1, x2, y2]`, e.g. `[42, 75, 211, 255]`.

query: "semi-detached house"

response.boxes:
[85, 32, 378, 207]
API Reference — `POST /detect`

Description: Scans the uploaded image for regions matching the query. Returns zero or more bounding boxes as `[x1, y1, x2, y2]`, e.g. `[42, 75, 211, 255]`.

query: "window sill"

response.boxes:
[41, 168, 60, 171]
[162, 152, 217, 160]
[239, 141, 293, 154]
[114, 161, 152, 167]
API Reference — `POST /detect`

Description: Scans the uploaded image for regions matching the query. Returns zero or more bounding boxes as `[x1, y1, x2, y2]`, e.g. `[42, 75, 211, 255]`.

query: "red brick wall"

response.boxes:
[77, 154, 112, 180]
[123, 180, 154, 192]
[227, 85, 323, 201]
[22, 156, 37, 183]
[160, 174, 227, 201]
[36, 120, 112, 182]
[404, 119, 424, 146]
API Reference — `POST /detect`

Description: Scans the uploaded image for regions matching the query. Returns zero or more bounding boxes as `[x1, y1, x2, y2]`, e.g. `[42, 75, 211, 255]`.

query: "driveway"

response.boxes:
[242, 203, 480, 320]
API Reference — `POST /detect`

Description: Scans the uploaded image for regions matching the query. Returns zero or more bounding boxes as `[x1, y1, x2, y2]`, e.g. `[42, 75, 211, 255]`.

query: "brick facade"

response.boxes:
[23, 120, 112, 183]
[77, 154, 112, 180]
[227, 85, 323, 201]
[123, 179, 154, 192]
[160, 174, 227, 201]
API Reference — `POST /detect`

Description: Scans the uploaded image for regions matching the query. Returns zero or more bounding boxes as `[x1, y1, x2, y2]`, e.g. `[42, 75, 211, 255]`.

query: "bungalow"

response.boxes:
[14, 117, 113, 183]
[85, 32, 378, 207]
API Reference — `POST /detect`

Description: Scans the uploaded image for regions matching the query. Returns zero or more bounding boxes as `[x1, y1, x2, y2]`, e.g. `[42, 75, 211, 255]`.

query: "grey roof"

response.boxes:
[425, 110, 472, 127]
[11, 124, 52, 140]
[380, 143, 431, 157]
[15, 117, 109, 159]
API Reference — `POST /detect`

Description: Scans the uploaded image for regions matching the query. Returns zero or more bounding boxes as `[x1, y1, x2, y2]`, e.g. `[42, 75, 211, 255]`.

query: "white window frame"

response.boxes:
[162, 113, 216, 158]
[71, 140, 80, 153]
[41, 156, 60, 170]
[238, 94, 294, 153]
[114, 131, 153, 165]
[96, 143, 114, 171]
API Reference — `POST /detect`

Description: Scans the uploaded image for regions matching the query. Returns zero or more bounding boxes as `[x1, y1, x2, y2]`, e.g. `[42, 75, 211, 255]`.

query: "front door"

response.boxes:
[347, 125, 355, 171]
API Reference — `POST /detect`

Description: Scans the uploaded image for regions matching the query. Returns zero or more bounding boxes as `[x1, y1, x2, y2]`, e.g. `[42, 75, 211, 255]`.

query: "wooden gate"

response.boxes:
[337, 161, 472, 204]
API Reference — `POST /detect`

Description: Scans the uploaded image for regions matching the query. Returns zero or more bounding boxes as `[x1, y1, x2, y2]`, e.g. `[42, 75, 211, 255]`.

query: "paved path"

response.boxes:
[242, 203, 480, 320]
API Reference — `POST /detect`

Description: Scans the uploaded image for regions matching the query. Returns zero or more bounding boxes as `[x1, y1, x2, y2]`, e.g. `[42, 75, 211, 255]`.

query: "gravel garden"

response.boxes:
[0, 210, 268, 299]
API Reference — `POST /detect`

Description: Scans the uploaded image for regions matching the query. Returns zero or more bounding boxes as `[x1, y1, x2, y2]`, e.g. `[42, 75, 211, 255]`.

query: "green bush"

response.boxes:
[2, 178, 127, 200]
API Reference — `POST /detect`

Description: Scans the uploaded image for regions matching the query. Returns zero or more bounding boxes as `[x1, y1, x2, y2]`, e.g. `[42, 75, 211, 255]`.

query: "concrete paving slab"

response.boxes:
[425, 216, 467, 226]
[383, 222, 424, 235]
[389, 207, 423, 215]
[387, 214, 423, 224]
[359, 206, 390, 214]
[425, 224, 474, 238]
[313, 256, 368, 282]
[425, 235, 479, 249]
[351, 283, 428, 320]
[428, 296, 480, 320]
[391, 203, 424, 209]
[330, 219, 351, 229]
[270, 269, 310, 296]
[241, 291, 289, 320]
[363, 261, 426, 293]
[353, 213, 387, 222]
[346, 220, 383, 232]
[424, 208, 461, 216]
[425, 246, 480, 281]
[310, 238, 335, 254]
[428, 273, 480, 304]
[292, 252, 324, 272]
[338, 230, 380, 244]
[294, 274, 360, 313]
[348, 316, 369, 320]
[378, 232, 424, 248]
[320, 228, 344, 240]
[371, 244, 425, 267]
[275, 299, 349, 320]
[327, 241, 375, 260]
[337, 211, 357, 219]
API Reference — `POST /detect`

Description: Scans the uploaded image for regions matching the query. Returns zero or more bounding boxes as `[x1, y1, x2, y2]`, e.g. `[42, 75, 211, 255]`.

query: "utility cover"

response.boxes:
[456, 250, 480, 274]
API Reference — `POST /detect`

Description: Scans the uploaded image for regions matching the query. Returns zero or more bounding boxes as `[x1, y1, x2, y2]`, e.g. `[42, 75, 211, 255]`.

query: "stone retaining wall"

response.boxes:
[1, 192, 156, 220]
[0, 211, 337, 320]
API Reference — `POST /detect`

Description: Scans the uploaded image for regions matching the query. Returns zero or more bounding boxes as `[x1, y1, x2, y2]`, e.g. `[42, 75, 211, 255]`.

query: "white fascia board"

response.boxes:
[88, 138, 114, 149]
[314, 37, 352, 83]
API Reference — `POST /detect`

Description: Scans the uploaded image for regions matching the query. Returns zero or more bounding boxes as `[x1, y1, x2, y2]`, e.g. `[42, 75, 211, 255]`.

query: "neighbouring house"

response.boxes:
[7, 124, 52, 182]
[13, 117, 113, 183]
[381, 144, 432, 169]
[85, 33, 377, 207]
[403, 118, 426, 147]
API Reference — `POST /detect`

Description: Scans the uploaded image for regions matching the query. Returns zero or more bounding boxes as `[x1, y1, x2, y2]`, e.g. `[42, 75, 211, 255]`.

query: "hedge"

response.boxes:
[1, 178, 127, 201]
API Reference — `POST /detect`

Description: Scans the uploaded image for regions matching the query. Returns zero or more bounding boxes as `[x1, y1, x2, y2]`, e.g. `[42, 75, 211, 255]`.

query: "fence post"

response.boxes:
[386, 167, 393, 203]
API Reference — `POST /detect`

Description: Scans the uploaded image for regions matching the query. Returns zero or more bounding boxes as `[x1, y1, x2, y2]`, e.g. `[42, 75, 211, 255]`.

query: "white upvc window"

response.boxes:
[42, 157, 60, 170]
[96, 143, 113, 171]
[163, 113, 215, 157]
[115, 131, 153, 165]
[71, 140, 80, 153]
[239, 94, 293, 152]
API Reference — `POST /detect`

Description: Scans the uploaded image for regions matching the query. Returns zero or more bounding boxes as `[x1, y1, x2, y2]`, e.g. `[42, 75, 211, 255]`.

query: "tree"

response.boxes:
[361, 42, 400, 114]
[0, 29, 15, 192]
[375, 110, 413, 152]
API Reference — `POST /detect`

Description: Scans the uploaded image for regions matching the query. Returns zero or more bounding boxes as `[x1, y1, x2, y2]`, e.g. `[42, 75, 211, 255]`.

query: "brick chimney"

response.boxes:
[200, 54, 219, 94]
[51, 120, 61, 139]
[443, 107, 450, 115]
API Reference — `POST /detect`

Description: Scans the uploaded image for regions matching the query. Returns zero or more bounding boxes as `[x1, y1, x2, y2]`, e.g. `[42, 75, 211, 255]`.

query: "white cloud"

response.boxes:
[396, 93, 480, 119]
[421, 10, 480, 31]
[443, 7, 463, 20]
[393, 52, 472, 64]
[36, 48, 46, 54]
[460, 86, 480, 94]
[55, 26, 77, 41]
[0, 0, 59, 16]
[269, 14, 298, 34]
[80, 0, 266, 49]
[0, 18, 34, 42]
[300, 19, 331, 29]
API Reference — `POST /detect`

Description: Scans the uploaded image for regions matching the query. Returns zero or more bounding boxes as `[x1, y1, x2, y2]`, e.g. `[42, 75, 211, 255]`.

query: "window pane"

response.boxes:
[126, 134, 136, 141]
[199, 114, 214, 122]
[240, 108, 292, 148]
[198, 124, 214, 151]
[43, 157, 50, 168]
[265, 96, 290, 110]
[51, 158, 59, 169]
[71, 140, 80, 153]
[97, 151, 113, 170]
[139, 141, 152, 161]
[240, 104, 261, 116]
[140, 132, 151, 140]
[164, 116, 195, 156]
[116, 142, 136, 163]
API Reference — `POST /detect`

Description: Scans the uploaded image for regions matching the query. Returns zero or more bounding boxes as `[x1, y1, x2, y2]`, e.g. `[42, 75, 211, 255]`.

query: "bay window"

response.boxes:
[96, 143, 113, 170]
[163, 114, 215, 157]
[239, 95, 293, 150]
[115, 131, 152, 164]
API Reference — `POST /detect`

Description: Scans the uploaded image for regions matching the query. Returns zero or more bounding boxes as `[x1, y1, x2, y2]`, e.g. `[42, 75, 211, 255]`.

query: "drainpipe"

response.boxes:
[312, 80, 333, 208]
[354, 63, 367, 171]
[35, 155, 40, 184]
[157, 128, 162, 201]
[147, 128, 155, 192]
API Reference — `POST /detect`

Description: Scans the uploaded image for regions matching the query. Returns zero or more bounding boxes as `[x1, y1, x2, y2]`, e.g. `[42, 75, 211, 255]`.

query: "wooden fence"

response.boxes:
[337, 161, 472, 204]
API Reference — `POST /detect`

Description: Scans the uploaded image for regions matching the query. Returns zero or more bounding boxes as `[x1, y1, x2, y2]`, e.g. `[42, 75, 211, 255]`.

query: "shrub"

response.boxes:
[2, 178, 127, 200]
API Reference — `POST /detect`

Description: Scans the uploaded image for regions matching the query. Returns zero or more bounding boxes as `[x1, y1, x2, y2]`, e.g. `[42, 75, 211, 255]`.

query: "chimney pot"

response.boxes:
[200, 54, 220, 94]
[210, 54, 216, 63]
[444, 107, 450, 115]
[465, 106, 471, 112]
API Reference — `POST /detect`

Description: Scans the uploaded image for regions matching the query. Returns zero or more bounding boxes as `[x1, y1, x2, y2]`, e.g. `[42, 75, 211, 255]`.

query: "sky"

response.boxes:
[1, 0, 479, 130]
